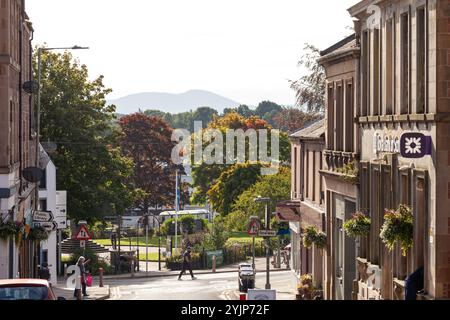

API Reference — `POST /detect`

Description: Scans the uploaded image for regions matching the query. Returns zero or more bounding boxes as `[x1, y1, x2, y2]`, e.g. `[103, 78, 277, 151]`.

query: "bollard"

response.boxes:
[99, 268, 104, 288]
[76, 275, 82, 301]
[212, 255, 217, 273]
[240, 293, 247, 301]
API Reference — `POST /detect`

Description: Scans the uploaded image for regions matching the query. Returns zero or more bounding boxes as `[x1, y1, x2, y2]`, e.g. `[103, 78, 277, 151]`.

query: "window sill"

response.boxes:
[358, 113, 437, 124]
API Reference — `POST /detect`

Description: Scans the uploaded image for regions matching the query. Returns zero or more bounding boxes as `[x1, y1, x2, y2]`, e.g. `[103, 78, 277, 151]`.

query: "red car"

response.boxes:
[0, 279, 64, 300]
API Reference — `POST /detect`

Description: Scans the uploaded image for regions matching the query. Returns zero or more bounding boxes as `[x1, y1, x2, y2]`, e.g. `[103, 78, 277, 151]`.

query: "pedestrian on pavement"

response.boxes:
[178, 247, 197, 281]
[110, 232, 117, 250]
[73, 256, 91, 298]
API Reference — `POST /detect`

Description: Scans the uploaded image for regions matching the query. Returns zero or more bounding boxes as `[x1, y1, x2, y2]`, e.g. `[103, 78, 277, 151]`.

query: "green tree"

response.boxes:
[289, 44, 326, 112]
[203, 216, 229, 251]
[225, 167, 291, 231]
[208, 163, 262, 216]
[35, 50, 136, 222]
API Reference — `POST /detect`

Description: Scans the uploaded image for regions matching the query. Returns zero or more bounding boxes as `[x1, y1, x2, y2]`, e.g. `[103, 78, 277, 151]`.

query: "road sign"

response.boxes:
[248, 218, 261, 236]
[33, 211, 54, 222]
[277, 229, 290, 236]
[75, 225, 91, 240]
[34, 221, 58, 232]
[258, 230, 277, 237]
[80, 240, 86, 248]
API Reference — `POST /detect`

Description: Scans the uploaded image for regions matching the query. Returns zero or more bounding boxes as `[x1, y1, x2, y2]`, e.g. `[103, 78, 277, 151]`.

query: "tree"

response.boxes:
[192, 107, 218, 128]
[119, 113, 184, 213]
[207, 163, 262, 216]
[273, 107, 323, 133]
[225, 167, 291, 231]
[35, 50, 136, 222]
[223, 105, 255, 118]
[203, 216, 229, 251]
[289, 44, 326, 112]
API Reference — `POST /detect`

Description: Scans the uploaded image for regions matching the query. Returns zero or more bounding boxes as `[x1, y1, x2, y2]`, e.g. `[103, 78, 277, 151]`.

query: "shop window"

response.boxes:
[370, 166, 381, 265]
[413, 173, 428, 272]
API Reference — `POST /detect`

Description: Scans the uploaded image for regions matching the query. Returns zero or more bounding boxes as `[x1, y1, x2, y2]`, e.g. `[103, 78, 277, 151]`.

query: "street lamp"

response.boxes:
[35, 45, 89, 210]
[254, 196, 272, 290]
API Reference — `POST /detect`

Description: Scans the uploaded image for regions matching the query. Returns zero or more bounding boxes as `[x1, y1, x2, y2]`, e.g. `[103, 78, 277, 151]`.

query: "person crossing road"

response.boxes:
[178, 247, 197, 281]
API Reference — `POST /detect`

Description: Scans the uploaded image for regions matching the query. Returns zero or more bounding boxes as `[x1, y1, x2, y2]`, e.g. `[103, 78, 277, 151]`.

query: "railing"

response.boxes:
[323, 150, 358, 173]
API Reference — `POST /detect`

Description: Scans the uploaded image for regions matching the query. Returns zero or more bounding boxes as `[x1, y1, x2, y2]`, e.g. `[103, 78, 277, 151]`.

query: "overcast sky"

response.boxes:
[27, 0, 357, 106]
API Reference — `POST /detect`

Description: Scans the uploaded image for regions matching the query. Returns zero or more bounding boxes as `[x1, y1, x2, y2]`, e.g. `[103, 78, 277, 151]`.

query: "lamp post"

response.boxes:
[255, 196, 272, 290]
[35, 45, 89, 210]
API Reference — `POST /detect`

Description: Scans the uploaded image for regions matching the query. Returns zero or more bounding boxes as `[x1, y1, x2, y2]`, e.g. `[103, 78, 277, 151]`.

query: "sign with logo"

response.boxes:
[248, 217, 261, 236]
[247, 289, 277, 300]
[75, 225, 91, 240]
[277, 228, 290, 236]
[400, 133, 432, 158]
[34, 221, 58, 232]
[33, 211, 54, 222]
[373, 132, 400, 155]
[258, 230, 277, 237]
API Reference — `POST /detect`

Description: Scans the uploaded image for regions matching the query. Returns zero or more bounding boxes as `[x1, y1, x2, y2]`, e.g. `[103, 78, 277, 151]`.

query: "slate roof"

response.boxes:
[290, 118, 325, 140]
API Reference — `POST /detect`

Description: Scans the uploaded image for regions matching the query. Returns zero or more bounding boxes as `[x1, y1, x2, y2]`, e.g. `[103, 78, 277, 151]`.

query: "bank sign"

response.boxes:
[373, 132, 432, 159]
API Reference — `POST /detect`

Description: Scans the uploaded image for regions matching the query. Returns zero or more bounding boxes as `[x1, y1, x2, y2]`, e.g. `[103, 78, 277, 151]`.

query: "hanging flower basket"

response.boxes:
[0, 221, 18, 241]
[343, 212, 371, 238]
[302, 226, 327, 249]
[28, 227, 50, 241]
[380, 204, 413, 256]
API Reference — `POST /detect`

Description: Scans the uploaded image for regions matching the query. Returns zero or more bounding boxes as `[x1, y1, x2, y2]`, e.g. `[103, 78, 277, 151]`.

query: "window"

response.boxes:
[39, 168, 47, 189]
[373, 29, 381, 116]
[385, 18, 395, 115]
[416, 7, 426, 114]
[362, 31, 369, 117]
[327, 85, 335, 150]
[413, 173, 428, 271]
[305, 149, 309, 199]
[336, 83, 344, 151]
[370, 166, 381, 264]
[39, 199, 47, 211]
[293, 147, 298, 198]
[401, 12, 410, 114]
[345, 81, 354, 152]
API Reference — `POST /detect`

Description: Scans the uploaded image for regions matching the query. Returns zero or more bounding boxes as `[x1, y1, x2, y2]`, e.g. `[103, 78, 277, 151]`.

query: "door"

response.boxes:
[335, 218, 345, 300]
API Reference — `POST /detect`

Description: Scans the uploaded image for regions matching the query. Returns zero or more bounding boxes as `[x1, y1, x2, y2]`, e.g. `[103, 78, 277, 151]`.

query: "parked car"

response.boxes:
[238, 263, 255, 292]
[0, 279, 65, 300]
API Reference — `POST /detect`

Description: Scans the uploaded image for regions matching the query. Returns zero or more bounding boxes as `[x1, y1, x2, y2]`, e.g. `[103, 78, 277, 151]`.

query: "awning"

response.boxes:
[275, 200, 301, 222]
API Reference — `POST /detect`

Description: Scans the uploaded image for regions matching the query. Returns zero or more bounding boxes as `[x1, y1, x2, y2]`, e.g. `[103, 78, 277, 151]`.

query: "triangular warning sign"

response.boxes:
[75, 225, 91, 240]
[248, 220, 260, 236]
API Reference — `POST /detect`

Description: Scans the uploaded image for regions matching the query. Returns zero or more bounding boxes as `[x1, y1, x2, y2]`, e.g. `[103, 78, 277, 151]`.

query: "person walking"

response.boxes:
[178, 247, 197, 281]
[73, 256, 91, 298]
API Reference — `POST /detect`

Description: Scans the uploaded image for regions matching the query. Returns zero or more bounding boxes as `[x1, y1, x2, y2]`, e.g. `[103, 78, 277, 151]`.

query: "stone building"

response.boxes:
[348, 0, 450, 300]
[0, 0, 36, 279]
[318, 34, 361, 300]
[279, 119, 326, 289]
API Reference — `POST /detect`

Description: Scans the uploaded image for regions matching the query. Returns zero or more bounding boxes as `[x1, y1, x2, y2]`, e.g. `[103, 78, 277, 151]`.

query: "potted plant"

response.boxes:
[336, 161, 359, 185]
[296, 274, 322, 300]
[28, 226, 50, 241]
[0, 220, 18, 241]
[343, 212, 371, 238]
[380, 204, 413, 256]
[302, 226, 327, 250]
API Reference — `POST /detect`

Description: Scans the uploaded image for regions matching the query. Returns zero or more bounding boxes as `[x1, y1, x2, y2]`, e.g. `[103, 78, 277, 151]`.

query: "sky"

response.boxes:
[26, 0, 357, 106]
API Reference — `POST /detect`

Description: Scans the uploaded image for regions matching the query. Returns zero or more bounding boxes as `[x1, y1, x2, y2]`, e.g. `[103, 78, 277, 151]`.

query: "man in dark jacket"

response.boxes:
[178, 247, 197, 281]
[405, 267, 424, 300]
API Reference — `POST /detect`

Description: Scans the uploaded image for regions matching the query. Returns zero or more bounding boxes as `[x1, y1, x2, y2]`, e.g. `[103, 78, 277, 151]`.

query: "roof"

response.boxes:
[0, 279, 50, 287]
[318, 34, 359, 65]
[289, 119, 325, 140]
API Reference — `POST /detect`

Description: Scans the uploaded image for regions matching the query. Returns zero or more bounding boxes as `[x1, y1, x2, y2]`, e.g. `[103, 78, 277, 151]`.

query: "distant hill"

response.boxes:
[107, 90, 240, 114]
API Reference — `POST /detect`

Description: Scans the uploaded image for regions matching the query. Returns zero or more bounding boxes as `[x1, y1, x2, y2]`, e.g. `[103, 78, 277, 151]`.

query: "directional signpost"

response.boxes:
[33, 211, 54, 222]
[248, 217, 261, 270]
[34, 221, 58, 232]
[258, 230, 277, 237]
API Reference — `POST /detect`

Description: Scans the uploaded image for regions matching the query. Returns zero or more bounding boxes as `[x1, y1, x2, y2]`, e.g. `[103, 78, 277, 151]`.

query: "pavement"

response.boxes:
[52, 284, 110, 301]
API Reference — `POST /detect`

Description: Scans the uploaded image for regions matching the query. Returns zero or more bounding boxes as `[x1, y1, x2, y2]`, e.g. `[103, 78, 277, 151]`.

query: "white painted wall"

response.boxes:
[39, 159, 57, 285]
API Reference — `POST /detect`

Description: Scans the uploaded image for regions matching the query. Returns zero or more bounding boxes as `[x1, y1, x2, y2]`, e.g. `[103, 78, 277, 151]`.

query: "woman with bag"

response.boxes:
[73, 256, 91, 298]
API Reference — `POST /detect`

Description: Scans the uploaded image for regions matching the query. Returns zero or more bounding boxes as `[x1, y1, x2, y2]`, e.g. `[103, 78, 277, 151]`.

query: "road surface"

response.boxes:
[108, 270, 297, 300]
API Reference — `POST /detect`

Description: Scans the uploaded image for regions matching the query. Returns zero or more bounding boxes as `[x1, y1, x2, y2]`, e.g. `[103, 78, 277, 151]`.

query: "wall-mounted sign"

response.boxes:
[400, 133, 432, 158]
[373, 133, 400, 155]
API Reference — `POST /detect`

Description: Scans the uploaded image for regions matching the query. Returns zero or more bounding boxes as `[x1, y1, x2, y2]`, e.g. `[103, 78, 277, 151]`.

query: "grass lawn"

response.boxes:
[138, 252, 163, 262]
[93, 236, 181, 247]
